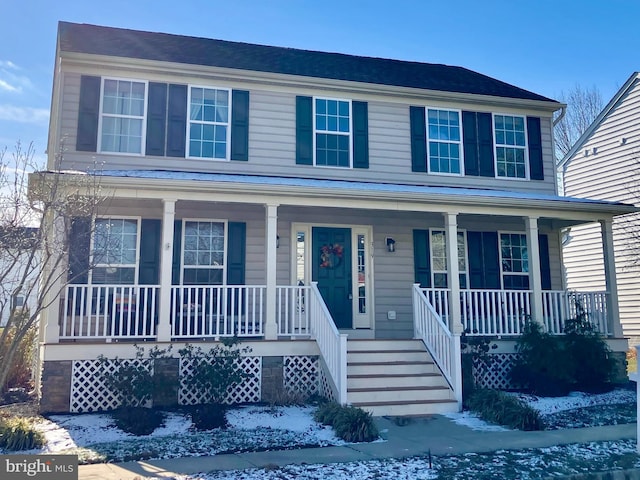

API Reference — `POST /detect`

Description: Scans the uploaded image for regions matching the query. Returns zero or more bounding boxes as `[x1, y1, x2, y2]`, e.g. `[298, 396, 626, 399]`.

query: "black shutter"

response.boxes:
[413, 229, 431, 287]
[171, 220, 182, 285]
[227, 222, 246, 285]
[477, 112, 495, 177]
[296, 96, 313, 165]
[539, 233, 551, 290]
[467, 231, 483, 288]
[231, 90, 250, 161]
[467, 231, 500, 289]
[462, 111, 479, 176]
[139, 219, 161, 284]
[146, 83, 168, 157]
[410, 106, 427, 172]
[167, 84, 187, 157]
[352, 101, 369, 169]
[68, 217, 92, 284]
[527, 117, 544, 180]
[76, 76, 101, 152]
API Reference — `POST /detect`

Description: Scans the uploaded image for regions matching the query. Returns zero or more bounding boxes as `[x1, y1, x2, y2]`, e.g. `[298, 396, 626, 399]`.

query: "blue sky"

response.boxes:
[1, 0, 638, 163]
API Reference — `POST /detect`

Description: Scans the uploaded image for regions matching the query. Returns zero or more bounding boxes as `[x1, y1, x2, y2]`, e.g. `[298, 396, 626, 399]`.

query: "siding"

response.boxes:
[563, 76, 640, 341]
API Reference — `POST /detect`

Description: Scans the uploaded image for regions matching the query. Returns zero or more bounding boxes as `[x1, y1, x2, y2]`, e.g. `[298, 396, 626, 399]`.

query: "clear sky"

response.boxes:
[1, 0, 638, 163]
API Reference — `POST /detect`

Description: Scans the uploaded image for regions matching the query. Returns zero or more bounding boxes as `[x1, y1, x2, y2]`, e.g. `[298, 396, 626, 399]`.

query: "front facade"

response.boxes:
[36, 22, 634, 415]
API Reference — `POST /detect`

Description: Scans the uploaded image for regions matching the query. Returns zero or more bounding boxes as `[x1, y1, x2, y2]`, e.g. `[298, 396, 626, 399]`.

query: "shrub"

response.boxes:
[313, 402, 379, 442]
[0, 417, 45, 450]
[188, 403, 228, 430]
[1, 318, 37, 392]
[112, 406, 164, 436]
[461, 331, 497, 402]
[313, 401, 343, 426]
[467, 389, 544, 431]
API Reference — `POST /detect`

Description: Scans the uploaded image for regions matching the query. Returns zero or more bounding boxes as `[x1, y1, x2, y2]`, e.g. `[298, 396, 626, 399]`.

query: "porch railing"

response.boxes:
[62, 284, 159, 340]
[276, 285, 311, 337]
[543, 290, 609, 335]
[308, 282, 347, 405]
[170, 285, 265, 339]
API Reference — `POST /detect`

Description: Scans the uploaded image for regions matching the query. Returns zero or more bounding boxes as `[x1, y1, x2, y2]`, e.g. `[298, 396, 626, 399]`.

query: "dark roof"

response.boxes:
[58, 22, 557, 104]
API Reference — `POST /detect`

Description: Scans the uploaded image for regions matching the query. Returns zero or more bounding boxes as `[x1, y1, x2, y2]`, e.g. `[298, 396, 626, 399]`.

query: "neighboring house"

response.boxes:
[561, 72, 640, 346]
[35, 22, 635, 415]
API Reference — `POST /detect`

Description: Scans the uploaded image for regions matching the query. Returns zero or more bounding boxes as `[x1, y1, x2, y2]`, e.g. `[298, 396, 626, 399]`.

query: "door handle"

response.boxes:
[348, 293, 353, 300]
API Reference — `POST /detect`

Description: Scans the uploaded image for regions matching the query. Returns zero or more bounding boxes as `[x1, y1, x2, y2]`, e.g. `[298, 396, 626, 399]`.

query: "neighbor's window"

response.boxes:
[100, 79, 146, 154]
[500, 233, 529, 289]
[494, 114, 527, 179]
[427, 109, 462, 174]
[315, 98, 351, 167]
[182, 221, 226, 284]
[92, 218, 139, 284]
[188, 87, 230, 160]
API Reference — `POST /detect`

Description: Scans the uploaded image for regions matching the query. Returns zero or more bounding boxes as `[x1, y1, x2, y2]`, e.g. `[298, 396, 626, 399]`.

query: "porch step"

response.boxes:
[346, 339, 457, 417]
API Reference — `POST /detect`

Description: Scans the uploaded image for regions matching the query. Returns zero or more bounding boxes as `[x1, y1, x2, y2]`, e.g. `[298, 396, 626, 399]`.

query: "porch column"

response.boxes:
[444, 212, 462, 333]
[264, 203, 279, 340]
[601, 219, 622, 337]
[43, 212, 66, 344]
[157, 199, 176, 342]
[525, 216, 544, 325]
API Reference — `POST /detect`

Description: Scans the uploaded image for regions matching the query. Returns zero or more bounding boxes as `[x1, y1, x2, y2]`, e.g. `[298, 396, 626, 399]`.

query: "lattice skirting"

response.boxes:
[317, 361, 337, 402]
[284, 356, 319, 397]
[472, 353, 521, 390]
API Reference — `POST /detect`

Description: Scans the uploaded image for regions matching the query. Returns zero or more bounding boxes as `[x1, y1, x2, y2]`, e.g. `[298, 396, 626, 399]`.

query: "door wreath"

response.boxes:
[319, 243, 343, 269]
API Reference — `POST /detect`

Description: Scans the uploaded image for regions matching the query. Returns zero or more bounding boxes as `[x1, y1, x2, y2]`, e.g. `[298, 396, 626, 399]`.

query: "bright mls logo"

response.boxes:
[1, 455, 77, 479]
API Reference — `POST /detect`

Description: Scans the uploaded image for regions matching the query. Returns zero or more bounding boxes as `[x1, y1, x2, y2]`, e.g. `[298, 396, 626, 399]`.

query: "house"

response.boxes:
[34, 21, 635, 416]
[560, 72, 640, 346]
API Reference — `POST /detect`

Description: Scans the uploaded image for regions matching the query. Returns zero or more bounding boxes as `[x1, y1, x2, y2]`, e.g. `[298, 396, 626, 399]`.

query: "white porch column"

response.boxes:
[264, 204, 279, 340]
[43, 212, 66, 344]
[525, 216, 544, 325]
[157, 199, 176, 342]
[601, 219, 622, 337]
[444, 212, 462, 334]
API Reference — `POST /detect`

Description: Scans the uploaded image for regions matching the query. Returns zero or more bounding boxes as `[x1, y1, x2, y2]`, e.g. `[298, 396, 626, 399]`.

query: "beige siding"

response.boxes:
[563, 76, 640, 341]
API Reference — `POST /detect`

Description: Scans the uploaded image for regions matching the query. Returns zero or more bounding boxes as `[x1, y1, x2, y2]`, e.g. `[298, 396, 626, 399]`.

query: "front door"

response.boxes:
[312, 227, 352, 329]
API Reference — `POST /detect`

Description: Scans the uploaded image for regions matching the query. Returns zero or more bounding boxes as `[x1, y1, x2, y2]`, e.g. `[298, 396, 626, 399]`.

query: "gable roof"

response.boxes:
[558, 71, 640, 169]
[58, 22, 557, 104]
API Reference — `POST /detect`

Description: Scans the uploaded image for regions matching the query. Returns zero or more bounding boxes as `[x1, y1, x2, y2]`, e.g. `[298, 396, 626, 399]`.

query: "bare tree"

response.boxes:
[554, 85, 604, 160]
[0, 141, 104, 393]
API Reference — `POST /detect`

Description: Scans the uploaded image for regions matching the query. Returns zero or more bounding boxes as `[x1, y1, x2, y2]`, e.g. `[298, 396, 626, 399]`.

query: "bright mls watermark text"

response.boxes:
[1, 455, 77, 479]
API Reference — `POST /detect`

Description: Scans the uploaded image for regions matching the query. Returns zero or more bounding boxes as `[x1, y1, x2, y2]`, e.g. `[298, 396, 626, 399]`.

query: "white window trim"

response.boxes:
[425, 107, 464, 176]
[498, 230, 529, 289]
[185, 85, 232, 162]
[429, 228, 468, 288]
[180, 219, 228, 285]
[97, 77, 148, 156]
[492, 112, 530, 181]
[312, 96, 353, 169]
[89, 215, 142, 285]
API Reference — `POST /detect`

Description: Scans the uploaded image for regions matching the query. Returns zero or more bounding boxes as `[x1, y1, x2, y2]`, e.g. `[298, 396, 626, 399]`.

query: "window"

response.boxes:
[188, 87, 230, 160]
[182, 220, 226, 284]
[92, 218, 139, 284]
[494, 114, 527, 179]
[100, 79, 146, 154]
[430, 230, 468, 288]
[427, 109, 462, 174]
[500, 233, 529, 289]
[315, 98, 351, 167]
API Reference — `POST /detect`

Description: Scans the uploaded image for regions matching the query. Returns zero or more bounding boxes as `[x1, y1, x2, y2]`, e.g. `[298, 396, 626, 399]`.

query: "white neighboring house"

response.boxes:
[0, 227, 39, 327]
[560, 72, 640, 345]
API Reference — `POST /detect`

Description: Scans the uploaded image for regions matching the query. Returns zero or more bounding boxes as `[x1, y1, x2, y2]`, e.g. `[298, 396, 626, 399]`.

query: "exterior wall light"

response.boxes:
[386, 237, 396, 253]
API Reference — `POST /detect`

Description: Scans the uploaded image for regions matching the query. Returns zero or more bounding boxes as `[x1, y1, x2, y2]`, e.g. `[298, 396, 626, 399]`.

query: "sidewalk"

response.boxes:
[78, 415, 637, 479]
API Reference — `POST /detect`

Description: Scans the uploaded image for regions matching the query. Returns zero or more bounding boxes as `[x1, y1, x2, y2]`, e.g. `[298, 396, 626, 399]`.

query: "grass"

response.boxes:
[627, 348, 637, 374]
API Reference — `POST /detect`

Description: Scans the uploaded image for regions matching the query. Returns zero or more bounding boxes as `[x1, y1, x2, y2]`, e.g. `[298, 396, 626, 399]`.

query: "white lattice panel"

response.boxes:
[318, 363, 336, 402]
[178, 356, 261, 405]
[284, 356, 319, 397]
[473, 353, 520, 390]
[70, 359, 152, 413]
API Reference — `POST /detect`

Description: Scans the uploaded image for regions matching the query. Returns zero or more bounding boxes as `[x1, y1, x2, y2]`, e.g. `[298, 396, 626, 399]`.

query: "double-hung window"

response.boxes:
[430, 230, 468, 288]
[188, 87, 230, 160]
[494, 114, 528, 179]
[182, 220, 226, 285]
[500, 233, 529, 289]
[315, 98, 351, 167]
[427, 109, 462, 174]
[100, 79, 146, 154]
[91, 218, 139, 284]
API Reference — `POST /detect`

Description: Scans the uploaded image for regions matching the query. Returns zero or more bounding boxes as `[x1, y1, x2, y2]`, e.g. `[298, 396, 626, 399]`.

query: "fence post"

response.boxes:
[339, 333, 348, 405]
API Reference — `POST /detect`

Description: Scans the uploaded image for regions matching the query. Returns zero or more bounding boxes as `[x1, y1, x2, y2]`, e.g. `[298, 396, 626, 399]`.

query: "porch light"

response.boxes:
[386, 237, 396, 253]
[276, 235, 280, 248]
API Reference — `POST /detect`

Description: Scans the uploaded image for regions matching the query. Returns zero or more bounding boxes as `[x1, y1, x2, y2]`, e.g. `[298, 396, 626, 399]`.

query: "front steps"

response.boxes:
[347, 339, 458, 416]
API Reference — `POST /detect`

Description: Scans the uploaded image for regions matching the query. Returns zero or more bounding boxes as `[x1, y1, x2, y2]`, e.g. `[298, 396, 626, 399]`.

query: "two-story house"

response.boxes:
[35, 22, 634, 416]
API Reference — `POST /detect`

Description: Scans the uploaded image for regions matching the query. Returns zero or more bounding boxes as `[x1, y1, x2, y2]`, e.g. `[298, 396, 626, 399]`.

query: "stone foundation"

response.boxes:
[261, 356, 284, 403]
[39, 361, 72, 414]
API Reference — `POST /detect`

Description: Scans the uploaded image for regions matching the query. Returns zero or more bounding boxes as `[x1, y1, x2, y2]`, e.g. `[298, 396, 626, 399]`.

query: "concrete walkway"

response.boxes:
[78, 416, 637, 479]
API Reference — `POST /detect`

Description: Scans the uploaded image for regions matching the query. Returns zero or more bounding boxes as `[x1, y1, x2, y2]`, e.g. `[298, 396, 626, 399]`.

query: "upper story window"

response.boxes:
[188, 87, 231, 160]
[427, 109, 462, 175]
[500, 232, 529, 289]
[100, 79, 147, 154]
[91, 217, 139, 284]
[182, 220, 226, 284]
[315, 98, 351, 168]
[494, 114, 528, 179]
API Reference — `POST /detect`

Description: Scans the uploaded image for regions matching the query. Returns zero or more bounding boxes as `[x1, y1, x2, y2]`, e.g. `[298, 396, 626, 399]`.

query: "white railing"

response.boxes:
[420, 288, 451, 326]
[62, 284, 159, 340]
[543, 290, 609, 335]
[170, 285, 265, 339]
[462, 289, 531, 336]
[276, 285, 311, 337]
[308, 282, 347, 405]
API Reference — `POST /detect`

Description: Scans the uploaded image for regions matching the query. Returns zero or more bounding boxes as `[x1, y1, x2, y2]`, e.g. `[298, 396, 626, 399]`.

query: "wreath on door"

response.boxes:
[319, 243, 343, 269]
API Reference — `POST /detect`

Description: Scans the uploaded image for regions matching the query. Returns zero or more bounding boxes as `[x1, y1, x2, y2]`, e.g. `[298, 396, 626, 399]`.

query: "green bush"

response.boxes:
[189, 403, 228, 430]
[467, 389, 544, 431]
[313, 402, 379, 442]
[313, 401, 343, 426]
[112, 406, 164, 436]
[0, 417, 45, 451]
